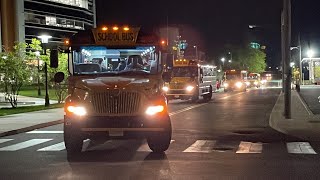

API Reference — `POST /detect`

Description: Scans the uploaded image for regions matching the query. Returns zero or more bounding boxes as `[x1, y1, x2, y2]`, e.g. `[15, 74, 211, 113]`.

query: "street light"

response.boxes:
[307, 49, 315, 58]
[221, 58, 226, 67]
[35, 51, 41, 96]
[37, 35, 52, 107]
[193, 45, 198, 60]
[307, 49, 315, 84]
[228, 51, 232, 62]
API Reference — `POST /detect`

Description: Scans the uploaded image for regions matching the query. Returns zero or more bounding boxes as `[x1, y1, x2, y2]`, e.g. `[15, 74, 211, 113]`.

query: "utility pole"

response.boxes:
[282, 0, 292, 119]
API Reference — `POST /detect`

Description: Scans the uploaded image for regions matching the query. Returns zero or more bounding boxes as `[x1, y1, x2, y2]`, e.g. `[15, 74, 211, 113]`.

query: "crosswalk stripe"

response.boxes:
[236, 141, 263, 154]
[0, 139, 52, 151]
[183, 140, 216, 153]
[37, 142, 65, 151]
[287, 142, 317, 154]
[137, 140, 175, 152]
[0, 139, 13, 144]
[27, 131, 63, 134]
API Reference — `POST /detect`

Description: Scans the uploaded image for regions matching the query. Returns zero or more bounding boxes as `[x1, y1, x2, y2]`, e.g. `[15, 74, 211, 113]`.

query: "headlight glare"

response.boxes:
[245, 82, 250, 86]
[162, 86, 169, 92]
[67, 106, 87, 116]
[254, 81, 259, 85]
[146, 105, 165, 116]
[236, 82, 243, 88]
[186, 86, 194, 92]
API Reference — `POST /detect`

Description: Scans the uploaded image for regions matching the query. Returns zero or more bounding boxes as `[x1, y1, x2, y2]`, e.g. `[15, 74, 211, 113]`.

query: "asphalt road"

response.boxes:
[1, 88, 320, 180]
[300, 85, 320, 114]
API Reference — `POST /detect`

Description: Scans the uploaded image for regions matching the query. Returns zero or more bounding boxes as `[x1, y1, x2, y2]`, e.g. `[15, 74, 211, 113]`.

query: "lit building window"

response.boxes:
[46, 16, 57, 26]
[46, 0, 89, 9]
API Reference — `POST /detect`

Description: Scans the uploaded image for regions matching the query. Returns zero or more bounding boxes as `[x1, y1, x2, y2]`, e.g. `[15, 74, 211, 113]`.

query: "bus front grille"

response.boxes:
[92, 91, 141, 114]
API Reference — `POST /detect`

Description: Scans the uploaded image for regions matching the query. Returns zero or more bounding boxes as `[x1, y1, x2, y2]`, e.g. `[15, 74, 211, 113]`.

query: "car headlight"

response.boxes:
[245, 82, 250, 86]
[186, 86, 194, 92]
[67, 106, 87, 116]
[254, 81, 258, 85]
[162, 86, 169, 92]
[145, 105, 165, 116]
[235, 82, 243, 88]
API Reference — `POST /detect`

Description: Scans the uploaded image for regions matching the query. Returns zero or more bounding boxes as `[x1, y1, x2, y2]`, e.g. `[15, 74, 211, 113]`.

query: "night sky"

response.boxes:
[96, 0, 320, 68]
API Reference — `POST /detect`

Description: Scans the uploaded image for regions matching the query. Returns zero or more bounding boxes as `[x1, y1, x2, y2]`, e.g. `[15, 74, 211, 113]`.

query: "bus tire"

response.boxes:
[64, 124, 83, 156]
[147, 116, 172, 153]
[191, 90, 199, 102]
[203, 86, 213, 101]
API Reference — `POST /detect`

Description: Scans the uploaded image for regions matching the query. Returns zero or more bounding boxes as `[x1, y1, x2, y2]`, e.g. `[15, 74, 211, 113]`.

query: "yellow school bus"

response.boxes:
[53, 26, 172, 155]
[162, 59, 217, 102]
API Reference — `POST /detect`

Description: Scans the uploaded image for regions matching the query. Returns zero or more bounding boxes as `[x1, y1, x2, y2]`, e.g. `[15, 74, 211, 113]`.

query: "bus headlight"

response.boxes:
[67, 106, 87, 116]
[186, 86, 194, 92]
[162, 86, 169, 92]
[146, 105, 165, 116]
[236, 82, 243, 88]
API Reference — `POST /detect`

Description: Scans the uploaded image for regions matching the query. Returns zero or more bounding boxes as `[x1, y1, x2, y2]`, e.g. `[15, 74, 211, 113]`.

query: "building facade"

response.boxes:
[1, 0, 96, 51]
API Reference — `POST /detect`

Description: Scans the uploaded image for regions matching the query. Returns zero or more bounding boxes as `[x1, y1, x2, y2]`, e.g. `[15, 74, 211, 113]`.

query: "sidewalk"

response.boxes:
[0, 93, 58, 108]
[0, 108, 64, 137]
[0, 93, 63, 137]
[270, 90, 320, 141]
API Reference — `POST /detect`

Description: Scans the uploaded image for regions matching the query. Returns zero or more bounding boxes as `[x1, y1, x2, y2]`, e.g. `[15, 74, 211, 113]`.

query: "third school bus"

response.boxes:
[162, 59, 217, 102]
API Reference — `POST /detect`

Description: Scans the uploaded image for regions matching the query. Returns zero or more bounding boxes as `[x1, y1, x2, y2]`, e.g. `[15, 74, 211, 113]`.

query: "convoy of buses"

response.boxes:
[50, 25, 264, 156]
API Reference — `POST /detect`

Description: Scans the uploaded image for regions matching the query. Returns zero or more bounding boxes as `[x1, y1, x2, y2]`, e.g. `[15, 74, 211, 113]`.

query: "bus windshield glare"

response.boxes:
[72, 46, 160, 75]
[172, 67, 198, 77]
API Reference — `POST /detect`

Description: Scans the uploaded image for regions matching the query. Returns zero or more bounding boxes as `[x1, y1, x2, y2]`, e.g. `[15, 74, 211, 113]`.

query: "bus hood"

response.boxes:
[170, 77, 194, 84]
[75, 76, 158, 91]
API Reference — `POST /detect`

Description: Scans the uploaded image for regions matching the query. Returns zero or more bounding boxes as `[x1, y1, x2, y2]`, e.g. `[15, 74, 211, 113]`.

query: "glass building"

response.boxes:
[0, 0, 96, 51]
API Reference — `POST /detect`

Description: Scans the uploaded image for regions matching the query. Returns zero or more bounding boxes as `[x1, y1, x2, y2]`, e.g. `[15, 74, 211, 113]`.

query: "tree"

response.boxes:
[0, 43, 31, 108]
[231, 46, 267, 73]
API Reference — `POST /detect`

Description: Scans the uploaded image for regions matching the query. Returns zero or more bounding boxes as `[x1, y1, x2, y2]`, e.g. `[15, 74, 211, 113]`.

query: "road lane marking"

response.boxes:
[169, 104, 208, 116]
[27, 131, 63, 134]
[287, 142, 317, 154]
[0, 139, 13, 144]
[219, 92, 246, 100]
[183, 140, 216, 153]
[82, 139, 91, 151]
[0, 139, 52, 151]
[37, 142, 65, 151]
[137, 140, 175, 152]
[236, 141, 263, 154]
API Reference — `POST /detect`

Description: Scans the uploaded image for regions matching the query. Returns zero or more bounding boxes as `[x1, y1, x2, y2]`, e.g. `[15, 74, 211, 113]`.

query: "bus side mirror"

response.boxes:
[162, 72, 172, 82]
[50, 49, 59, 68]
[54, 72, 65, 83]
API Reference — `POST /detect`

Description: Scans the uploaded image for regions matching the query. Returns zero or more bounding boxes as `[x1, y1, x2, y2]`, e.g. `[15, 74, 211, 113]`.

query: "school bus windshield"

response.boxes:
[72, 46, 160, 75]
[172, 67, 198, 77]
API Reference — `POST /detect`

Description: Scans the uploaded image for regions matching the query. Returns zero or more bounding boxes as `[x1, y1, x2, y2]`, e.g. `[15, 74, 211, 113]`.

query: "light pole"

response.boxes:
[35, 51, 41, 96]
[228, 52, 232, 62]
[38, 35, 52, 107]
[194, 45, 198, 60]
[307, 49, 315, 84]
[221, 58, 225, 68]
[290, 46, 302, 84]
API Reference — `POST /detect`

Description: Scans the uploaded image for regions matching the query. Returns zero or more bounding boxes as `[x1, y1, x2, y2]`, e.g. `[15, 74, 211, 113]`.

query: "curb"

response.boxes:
[296, 91, 314, 116]
[269, 92, 287, 134]
[0, 119, 64, 138]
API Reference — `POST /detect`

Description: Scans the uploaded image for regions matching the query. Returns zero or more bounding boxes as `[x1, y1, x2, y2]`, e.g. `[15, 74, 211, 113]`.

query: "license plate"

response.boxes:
[109, 130, 124, 137]
[174, 95, 179, 98]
